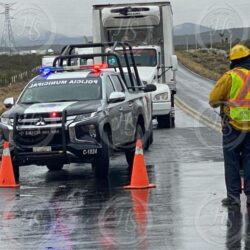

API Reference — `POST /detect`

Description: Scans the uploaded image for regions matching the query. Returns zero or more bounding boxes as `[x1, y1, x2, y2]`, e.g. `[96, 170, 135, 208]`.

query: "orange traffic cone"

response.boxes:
[124, 139, 156, 189]
[0, 141, 19, 188]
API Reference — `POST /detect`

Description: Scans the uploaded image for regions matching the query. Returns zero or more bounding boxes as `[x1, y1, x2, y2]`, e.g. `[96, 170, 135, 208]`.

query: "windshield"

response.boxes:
[108, 49, 157, 67]
[19, 77, 102, 104]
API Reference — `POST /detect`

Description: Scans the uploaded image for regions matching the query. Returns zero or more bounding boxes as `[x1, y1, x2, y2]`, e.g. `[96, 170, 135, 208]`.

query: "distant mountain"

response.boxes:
[13, 29, 90, 48]
[174, 23, 212, 36]
[174, 27, 250, 46]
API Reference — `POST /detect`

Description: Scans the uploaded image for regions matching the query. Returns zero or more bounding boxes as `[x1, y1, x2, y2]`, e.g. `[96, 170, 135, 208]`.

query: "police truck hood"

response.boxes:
[2, 100, 102, 118]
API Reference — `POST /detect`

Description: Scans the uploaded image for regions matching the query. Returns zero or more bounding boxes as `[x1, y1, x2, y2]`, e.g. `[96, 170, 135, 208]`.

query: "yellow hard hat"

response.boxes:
[229, 44, 250, 61]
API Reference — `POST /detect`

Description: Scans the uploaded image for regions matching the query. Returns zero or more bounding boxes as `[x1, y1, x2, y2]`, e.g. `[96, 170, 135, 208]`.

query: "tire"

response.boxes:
[47, 163, 64, 172]
[13, 162, 20, 183]
[125, 150, 134, 168]
[157, 113, 174, 129]
[171, 115, 176, 128]
[125, 124, 144, 167]
[144, 122, 153, 151]
[92, 130, 110, 178]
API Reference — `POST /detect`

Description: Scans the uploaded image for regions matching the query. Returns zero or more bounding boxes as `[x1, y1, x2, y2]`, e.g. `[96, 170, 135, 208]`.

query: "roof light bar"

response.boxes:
[38, 64, 109, 77]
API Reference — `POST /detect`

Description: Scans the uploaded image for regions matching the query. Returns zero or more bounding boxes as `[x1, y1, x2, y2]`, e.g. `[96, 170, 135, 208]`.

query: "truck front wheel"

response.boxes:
[157, 113, 175, 128]
[92, 130, 110, 178]
[125, 124, 144, 168]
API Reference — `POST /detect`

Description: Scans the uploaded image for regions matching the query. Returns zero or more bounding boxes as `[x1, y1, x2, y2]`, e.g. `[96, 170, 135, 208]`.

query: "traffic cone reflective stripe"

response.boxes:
[0, 141, 19, 188]
[124, 139, 156, 189]
[135, 141, 144, 156]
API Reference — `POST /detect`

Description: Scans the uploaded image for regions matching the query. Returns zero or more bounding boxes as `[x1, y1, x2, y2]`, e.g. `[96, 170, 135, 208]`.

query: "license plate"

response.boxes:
[19, 129, 59, 136]
[33, 146, 52, 153]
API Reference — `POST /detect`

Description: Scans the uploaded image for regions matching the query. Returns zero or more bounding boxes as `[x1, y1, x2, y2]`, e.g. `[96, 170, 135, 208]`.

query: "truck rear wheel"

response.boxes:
[92, 130, 110, 178]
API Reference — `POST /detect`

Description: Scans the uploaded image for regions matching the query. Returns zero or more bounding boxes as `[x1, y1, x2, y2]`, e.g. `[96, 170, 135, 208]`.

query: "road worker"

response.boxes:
[209, 44, 250, 206]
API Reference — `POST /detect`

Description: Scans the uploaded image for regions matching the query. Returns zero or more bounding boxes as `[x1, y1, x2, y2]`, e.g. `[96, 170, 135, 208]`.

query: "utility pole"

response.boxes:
[209, 30, 213, 50]
[228, 30, 233, 51]
[186, 36, 189, 52]
[195, 34, 198, 51]
[0, 3, 16, 55]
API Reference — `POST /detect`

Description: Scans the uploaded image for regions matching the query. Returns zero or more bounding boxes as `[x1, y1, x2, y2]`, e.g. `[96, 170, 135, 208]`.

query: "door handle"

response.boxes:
[128, 102, 134, 107]
[119, 107, 123, 112]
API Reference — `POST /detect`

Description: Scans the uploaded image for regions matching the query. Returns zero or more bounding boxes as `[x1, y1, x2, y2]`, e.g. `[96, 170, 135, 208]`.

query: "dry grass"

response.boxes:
[176, 50, 230, 81]
[0, 82, 26, 114]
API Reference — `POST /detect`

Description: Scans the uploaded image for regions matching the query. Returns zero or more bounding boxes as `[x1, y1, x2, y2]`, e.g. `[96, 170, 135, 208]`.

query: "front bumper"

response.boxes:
[153, 101, 171, 116]
[0, 113, 102, 166]
[14, 143, 102, 166]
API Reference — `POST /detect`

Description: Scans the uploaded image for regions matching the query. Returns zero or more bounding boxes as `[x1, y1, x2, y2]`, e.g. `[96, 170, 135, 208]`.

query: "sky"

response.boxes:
[0, 0, 249, 37]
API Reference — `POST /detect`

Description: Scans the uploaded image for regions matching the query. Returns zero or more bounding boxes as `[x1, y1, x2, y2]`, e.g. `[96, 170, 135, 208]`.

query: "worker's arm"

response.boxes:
[209, 73, 232, 108]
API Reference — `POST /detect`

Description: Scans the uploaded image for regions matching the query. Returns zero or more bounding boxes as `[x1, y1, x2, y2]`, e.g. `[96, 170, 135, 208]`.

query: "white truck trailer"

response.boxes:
[92, 1, 178, 128]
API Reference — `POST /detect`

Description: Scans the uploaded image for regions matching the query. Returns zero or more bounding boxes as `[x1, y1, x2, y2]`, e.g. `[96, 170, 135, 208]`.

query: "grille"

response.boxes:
[17, 113, 62, 126]
[15, 128, 65, 147]
[14, 113, 67, 148]
[111, 7, 150, 14]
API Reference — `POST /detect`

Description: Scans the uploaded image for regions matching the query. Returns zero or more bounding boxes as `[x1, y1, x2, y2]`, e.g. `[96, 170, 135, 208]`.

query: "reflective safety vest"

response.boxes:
[228, 68, 250, 121]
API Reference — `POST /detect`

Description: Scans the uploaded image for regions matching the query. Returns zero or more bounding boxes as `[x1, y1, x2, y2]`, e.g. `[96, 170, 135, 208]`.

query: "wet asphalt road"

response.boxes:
[0, 68, 249, 250]
[177, 63, 221, 123]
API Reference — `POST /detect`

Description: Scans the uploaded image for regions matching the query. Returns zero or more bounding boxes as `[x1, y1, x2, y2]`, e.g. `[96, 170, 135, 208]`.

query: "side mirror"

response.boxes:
[3, 97, 14, 109]
[108, 92, 126, 103]
[172, 89, 177, 95]
[142, 81, 149, 86]
[171, 55, 178, 71]
[143, 84, 156, 93]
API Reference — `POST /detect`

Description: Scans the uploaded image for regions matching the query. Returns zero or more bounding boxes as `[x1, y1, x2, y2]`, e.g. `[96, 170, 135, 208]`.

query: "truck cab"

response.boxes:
[108, 45, 177, 128]
[92, 1, 178, 128]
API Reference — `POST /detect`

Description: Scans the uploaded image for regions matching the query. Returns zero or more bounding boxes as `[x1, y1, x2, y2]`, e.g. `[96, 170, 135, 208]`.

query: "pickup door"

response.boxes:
[109, 75, 135, 145]
[105, 75, 126, 145]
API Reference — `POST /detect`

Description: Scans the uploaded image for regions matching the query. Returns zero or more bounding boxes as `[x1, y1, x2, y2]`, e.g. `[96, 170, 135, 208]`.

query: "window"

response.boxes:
[19, 77, 102, 103]
[105, 77, 115, 98]
[111, 75, 124, 92]
[108, 49, 157, 67]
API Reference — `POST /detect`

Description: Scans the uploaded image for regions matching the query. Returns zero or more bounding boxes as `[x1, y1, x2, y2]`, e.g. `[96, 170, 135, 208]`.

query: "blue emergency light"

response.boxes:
[38, 66, 63, 77]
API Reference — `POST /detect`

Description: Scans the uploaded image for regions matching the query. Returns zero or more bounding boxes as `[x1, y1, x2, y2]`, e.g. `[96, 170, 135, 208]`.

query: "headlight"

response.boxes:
[0, 117, 13, 126]
[75, 124, 97, 140]
[70, 112, 97, 123]
[153, 92, 169, 102]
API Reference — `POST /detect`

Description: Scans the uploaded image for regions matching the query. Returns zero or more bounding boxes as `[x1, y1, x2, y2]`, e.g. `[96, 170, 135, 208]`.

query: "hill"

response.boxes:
[13, 30, 91, 48]
[174, 27, 250, 46]
[174, 23, 212, 36]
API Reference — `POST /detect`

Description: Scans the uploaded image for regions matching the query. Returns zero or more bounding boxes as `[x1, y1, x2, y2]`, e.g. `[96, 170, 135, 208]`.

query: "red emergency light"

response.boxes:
[50, 112, 59, 118]
[92, 64, 108, 72]
[60, 64, 109, 73]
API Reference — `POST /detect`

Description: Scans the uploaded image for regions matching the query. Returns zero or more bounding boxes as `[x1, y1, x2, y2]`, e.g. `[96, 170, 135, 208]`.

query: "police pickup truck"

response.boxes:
[0, 43, 156, 180]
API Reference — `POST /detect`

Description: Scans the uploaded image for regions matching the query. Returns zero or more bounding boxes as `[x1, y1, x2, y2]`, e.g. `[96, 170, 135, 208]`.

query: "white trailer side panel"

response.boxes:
[162, 4, 174, 84]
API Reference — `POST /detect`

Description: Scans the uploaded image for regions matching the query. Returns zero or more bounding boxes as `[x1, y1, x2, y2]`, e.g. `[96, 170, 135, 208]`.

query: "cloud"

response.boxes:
[0, 0, 248, 37]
